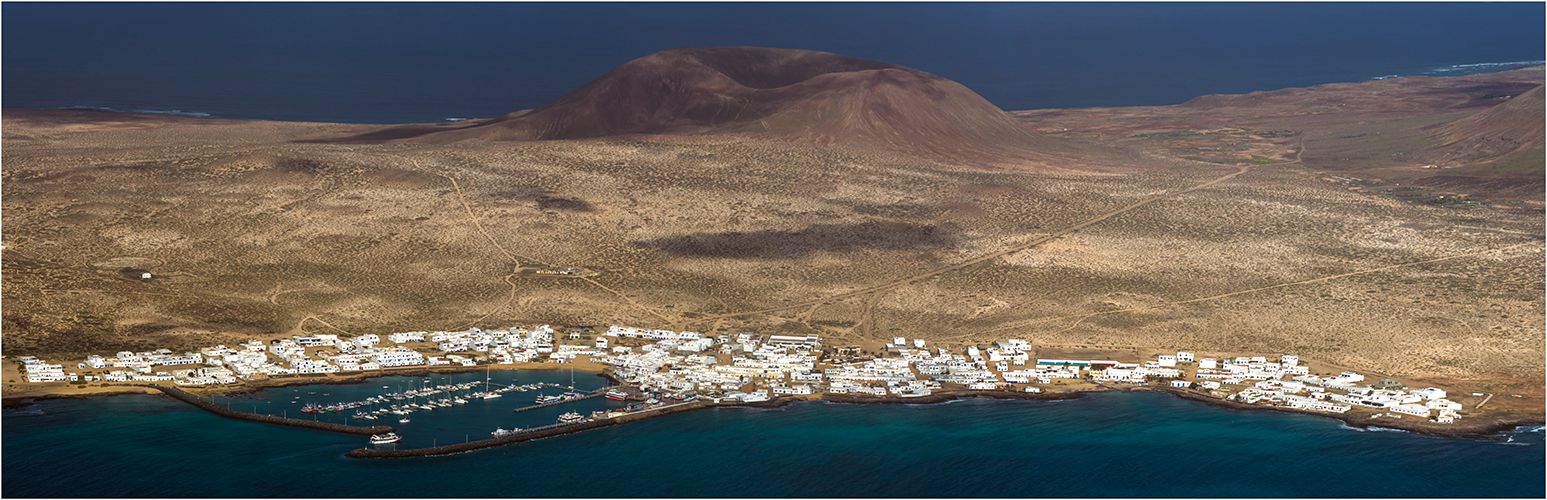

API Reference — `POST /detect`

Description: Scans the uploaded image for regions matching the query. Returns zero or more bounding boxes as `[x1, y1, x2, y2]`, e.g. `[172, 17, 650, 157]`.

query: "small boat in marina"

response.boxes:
[557, 411, 585, 424]
[606, 389, 630, 401]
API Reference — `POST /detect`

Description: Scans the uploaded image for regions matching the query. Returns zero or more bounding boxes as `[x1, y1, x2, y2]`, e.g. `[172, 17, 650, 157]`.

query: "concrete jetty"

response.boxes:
[345, 400, 710, 459]
[511, 386, 609, 413]
[153, 385, 396, 436]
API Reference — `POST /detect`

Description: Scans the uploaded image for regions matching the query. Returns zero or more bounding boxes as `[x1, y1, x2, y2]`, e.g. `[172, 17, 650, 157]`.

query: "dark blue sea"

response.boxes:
[3, 370, 1543, 498]
[3, 2, 1543, 123]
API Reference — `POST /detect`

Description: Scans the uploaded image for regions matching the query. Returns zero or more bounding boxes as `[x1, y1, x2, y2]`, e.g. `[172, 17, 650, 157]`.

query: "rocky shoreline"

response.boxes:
[2, 386, 159, 408]
[1144, 386, 1540, 439]
[725, 386, 1540, 439]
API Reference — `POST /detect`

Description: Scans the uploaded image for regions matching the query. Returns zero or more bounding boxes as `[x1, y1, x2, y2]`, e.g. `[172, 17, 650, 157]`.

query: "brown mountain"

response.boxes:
[1427, 84, 1544, 164]
[382, 47, 1091, 171]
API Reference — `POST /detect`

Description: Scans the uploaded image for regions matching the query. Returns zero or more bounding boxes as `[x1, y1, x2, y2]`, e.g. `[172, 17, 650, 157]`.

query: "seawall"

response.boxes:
[153, 385, 395, 436]
[821, 389, 1086, 405]
[346, 400, 712, 459]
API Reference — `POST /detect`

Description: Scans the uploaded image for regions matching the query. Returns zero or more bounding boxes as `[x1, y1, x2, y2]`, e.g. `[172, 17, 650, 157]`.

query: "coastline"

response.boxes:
[342, 385, 1545, 460]
[8, 365, 1539, 443]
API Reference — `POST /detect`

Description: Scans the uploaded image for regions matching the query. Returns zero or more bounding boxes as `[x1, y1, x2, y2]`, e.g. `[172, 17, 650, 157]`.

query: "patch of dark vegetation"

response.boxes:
[636, 222, 960, 259]
[848, 202, 941, 219]
[536, 196, 594, 212]
[277, 157, 328, 174]
[117, 268, 152, 280]
[487, 187, 545, 200]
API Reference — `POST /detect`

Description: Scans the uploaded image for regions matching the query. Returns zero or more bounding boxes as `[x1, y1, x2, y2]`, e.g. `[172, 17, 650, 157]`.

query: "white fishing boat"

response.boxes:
[370, 433, 401, 445]
[557, 411, 585, 424]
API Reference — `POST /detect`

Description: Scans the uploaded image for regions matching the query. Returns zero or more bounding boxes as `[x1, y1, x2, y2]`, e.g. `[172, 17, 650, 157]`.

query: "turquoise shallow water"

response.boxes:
[4, 372, 1542, 498]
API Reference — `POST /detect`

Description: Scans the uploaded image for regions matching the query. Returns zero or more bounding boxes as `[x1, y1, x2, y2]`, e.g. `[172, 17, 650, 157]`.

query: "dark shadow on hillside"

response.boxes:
[294, 122, 486, 144]
[637, 222, 960, 259]
[536, 196, 594, 212]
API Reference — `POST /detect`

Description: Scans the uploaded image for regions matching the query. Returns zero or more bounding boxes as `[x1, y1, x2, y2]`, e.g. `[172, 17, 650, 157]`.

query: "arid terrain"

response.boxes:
[2, 52, 1541, 417]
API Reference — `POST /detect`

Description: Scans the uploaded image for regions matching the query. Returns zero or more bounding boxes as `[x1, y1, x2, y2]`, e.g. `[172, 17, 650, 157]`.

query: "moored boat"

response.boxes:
[605, 389, 629, 401]
[369, 433, 401, 445]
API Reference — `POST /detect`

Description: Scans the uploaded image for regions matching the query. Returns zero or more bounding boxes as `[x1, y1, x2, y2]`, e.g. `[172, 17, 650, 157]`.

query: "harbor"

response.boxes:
[153, 385, 395, 436]
[189, 370, 623, 450]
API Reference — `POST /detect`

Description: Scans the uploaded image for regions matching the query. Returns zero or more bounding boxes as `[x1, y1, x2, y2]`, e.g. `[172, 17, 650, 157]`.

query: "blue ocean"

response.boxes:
[2, 2, 1543, 123]
[3, 371, 1543, 498]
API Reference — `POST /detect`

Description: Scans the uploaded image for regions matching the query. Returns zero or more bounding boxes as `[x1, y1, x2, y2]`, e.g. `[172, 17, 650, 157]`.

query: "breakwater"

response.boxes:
[153, 385, 396, 436]
[346, 400, 712, 459]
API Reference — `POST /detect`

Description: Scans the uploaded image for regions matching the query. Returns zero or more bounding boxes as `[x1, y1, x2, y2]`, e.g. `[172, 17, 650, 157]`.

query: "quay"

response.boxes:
[511, 386, 610, 412]
[153, 385, 396, 436]
[497, 382, 577, 391]
[346, 399, 710, 459]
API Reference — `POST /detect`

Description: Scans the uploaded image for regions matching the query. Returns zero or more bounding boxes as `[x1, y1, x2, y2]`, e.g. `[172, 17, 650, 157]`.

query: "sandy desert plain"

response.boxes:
[1, 55, 1542, 421]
